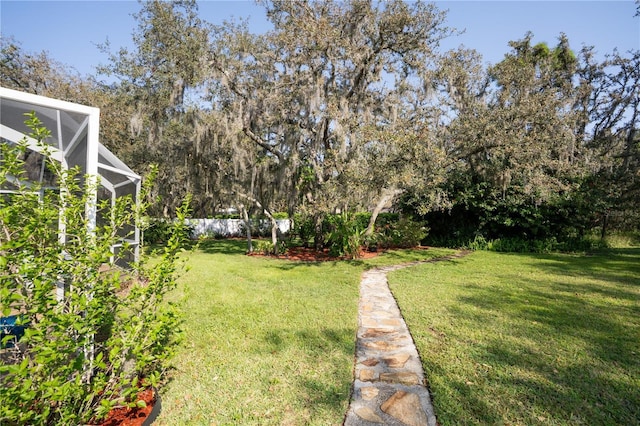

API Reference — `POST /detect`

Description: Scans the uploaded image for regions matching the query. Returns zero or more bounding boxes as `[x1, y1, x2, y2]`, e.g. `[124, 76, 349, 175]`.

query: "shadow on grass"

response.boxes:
[195, 238, 248, 255]
[262, 327, 355, 417]
[263, 327, 355, 356]
[471, 342, 640, 424]
[439, 250, 640, 424]
[532, 248, 640, 289]
[423, 359, 502, 425]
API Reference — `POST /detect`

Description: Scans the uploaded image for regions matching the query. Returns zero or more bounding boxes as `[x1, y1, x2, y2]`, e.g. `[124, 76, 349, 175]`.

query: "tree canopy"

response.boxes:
[2, 0, 638, 250]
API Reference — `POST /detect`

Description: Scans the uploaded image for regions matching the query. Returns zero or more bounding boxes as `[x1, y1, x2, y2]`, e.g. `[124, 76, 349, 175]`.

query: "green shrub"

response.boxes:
[291, 212, 426, 254]
[463, 235, 609, 253]
[0, 113, 186, 425]
[326, 212, 364, 259]
[211, 213, 240, 219]
[254, 239, 288, 255]
[374, 216, 428, 249]
[254, 240, 274, 255]
[292, 214, 316, 247]
[467, 234, 490, 251]
[144, 218, 193, 245]
[353, 212, 372, 231]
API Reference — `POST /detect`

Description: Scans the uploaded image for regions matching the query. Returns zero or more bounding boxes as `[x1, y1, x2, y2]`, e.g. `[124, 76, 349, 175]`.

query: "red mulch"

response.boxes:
[92, 388, 156, 426]
[248, 246, 383, 261]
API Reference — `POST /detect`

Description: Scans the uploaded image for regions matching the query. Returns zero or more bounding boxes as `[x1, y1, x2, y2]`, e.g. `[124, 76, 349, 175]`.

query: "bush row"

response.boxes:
[290, 212, 428, 258]
[427, 234, 610, 253]
[1, 115, 186, 424]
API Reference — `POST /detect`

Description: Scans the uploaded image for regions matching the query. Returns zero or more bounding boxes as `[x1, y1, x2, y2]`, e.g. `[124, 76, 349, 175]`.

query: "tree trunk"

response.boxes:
[365, 188, 403, 236]
[313, 213, 324, 251]
[241, 204, 253, 253]
[233, 191, 280, 255]
[261, 209, 280, 255]
[600, 211, 609, 241]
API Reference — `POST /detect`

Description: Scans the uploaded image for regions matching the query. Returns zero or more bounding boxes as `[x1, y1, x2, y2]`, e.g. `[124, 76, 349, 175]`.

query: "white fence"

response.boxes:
[186, 218, 292, 238]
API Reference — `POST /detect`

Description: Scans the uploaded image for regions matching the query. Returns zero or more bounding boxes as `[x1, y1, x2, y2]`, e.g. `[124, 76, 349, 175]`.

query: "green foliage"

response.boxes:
[292, 212, 425, 255]
[254, 239, 287, 256]
[0, 114, 186, 424]
[459, 234, 608, 253]
[390, 250, 640, 425]
[374, 217, 429, 249]
[210, 213, 241, 219]
[421, 176, 602, 252]
[325, 212, 364, 259]
[291, 214, 316, 247]
[144, 217, 194, 245]
[602, 230, 640, 248]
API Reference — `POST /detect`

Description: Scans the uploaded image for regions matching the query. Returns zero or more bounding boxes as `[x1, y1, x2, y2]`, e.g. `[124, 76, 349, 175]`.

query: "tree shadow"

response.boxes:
[263, 327, 355, 356]
[474, 342, 640, 424]
[513, 248, 640, 289]
[262, 326, 355, 418]
[269, 259, 346, 271]
[193, 238, 249, 255]
[440, 251, 640, 424]
[423, 357, 503, 425]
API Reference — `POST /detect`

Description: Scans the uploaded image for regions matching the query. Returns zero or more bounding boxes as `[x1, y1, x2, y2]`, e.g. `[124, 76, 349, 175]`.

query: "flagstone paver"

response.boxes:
[344, 252, 469, 426]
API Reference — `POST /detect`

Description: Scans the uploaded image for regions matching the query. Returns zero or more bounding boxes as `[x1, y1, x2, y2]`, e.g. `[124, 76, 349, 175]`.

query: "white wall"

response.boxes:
[187, 218, 291, 238]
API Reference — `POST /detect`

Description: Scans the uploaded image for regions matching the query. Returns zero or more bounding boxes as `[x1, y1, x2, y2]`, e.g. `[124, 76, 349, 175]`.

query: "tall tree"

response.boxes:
[98, 0, 212, 217]
[425, 33, 591, 241]
[584, 49, 640, 235]
[210, 0, 453, 249]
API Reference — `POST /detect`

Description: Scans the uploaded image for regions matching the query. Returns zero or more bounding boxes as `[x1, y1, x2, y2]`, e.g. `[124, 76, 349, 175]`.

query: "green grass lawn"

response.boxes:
[389, 248, 640, 425]
[155, 240, 453, 425]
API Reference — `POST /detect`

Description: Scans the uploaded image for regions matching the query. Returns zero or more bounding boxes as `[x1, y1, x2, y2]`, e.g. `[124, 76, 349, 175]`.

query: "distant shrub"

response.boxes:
[461, 235, 609, 253]
[144, 218, 194, 245]
[292, 214, 316, 247]
[211, 213, 240, 219]
[374, 216, 428, 249]
[254, 239, 288, 255]
[326, 212, 364, 259]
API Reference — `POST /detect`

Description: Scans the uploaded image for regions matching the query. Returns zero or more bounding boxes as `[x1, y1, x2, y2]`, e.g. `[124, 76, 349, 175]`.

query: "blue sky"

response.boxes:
[1, 1, 638, 77]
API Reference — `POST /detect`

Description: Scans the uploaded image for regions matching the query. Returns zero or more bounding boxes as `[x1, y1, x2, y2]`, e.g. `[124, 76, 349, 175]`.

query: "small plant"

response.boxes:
[468, 235, 490, 251]
[255, 239, 287, 255]
[0, 113, 187, 425]
[375, 216, 428, 249]
[292, 214, 316, 247]
[255, 240, 275, 255]
[326, 212, 364, 259]
[145, 218, 194, 244]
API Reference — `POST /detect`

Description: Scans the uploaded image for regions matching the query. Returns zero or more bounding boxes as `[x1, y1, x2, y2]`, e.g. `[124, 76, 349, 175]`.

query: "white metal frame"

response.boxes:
[0, 87, 142, 266]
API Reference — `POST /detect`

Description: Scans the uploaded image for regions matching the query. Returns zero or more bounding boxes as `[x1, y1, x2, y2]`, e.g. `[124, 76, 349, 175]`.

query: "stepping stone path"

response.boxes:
[344, 252, 469, 426]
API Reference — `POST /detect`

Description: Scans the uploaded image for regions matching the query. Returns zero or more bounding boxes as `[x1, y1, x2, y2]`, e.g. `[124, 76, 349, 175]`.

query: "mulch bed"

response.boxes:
[248, 246, 436, 261]
[91, 388, 157, 426]
[247, 246, 382, 261]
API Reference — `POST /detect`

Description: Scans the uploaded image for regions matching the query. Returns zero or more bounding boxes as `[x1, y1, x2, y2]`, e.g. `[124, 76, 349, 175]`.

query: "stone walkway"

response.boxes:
[344, 253, 468, 426]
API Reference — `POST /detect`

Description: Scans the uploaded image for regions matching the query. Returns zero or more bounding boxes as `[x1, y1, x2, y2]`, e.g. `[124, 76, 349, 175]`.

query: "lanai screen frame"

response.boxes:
[0, 87, 141, 265]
